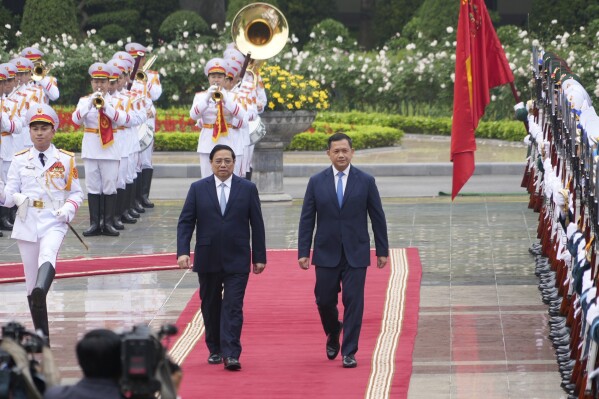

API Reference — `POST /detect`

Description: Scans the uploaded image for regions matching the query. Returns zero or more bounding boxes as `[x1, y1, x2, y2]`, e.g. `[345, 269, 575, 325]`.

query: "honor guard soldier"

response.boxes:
[190, 58, 246, 178]
[126, 42, 160, 209]
[72, 62, 127, 237]
[111, 52, 149, 223]
[0, 63, 25, 232]
[10, 57, 37, 151]
[0, 104, 83, 341]
[20, 47, 59, 103]
[107, 59, 147, 229]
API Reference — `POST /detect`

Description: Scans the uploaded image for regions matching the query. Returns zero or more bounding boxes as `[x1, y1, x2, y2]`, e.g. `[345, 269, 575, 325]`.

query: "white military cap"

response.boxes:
[88, 62, 110, 79]
[10, 57, 34, 72]
[125, 42, 148, 57]
[26, 103, 59, 129]
[21, 46, 44, 61]
[204, 58, 227, 76]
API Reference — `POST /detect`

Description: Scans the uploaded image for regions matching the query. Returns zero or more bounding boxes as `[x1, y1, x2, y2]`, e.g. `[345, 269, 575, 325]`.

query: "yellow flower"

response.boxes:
[273, 92, 281, 98]
[264, 83, 271, 90]
[277, 97, 284, 104]
[268, 101, 275, 109]
[286, 93, 294, 99]
[281, 84, 287, 89]
[294, 101, 302, 108]
[287, 103, 294, 110]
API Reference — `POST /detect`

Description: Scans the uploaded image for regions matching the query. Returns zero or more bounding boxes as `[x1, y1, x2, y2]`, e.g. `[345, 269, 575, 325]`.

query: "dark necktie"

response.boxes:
[337, 171, 344, 207]
[39, 152, 45, 167]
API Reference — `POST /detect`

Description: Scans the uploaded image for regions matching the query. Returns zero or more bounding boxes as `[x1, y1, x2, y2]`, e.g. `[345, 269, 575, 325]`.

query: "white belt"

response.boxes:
[28, 199, 64, 209]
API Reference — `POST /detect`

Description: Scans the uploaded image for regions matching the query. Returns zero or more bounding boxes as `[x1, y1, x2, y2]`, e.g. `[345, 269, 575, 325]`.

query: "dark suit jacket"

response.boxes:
[43, 378, 124, 399]
[298, 165, 388, 268]
[177, 174, 266, 273]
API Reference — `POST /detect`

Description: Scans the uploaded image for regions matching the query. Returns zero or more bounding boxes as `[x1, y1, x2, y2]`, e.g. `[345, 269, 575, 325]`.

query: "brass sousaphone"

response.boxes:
[231, 2, 289, 145]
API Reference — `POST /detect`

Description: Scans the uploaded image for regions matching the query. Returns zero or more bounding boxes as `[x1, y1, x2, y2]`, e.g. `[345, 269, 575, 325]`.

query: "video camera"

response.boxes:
[0, 321, 49, 399]
[120, 323, 178, 399]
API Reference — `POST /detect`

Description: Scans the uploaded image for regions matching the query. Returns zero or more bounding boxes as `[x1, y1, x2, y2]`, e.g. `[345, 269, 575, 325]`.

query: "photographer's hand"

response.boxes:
[177, 255, 191, 269]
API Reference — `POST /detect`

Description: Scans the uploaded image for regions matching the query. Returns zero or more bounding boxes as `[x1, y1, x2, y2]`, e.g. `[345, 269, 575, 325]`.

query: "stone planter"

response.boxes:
[252, 110, 317, 200]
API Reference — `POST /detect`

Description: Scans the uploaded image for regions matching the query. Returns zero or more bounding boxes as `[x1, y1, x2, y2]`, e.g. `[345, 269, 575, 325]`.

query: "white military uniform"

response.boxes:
[72, 91, 126, 195]
[0, 96, 24, 182]
[0, 145, 83, 293]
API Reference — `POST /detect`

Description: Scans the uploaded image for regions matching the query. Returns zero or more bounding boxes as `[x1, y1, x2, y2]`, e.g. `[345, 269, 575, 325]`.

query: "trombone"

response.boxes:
[135, 54, 158, 82]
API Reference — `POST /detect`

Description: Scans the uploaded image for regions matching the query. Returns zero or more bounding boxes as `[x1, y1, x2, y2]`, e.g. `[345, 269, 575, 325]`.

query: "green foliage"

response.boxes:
[20, 0, 79, 44]
[226, 0, 280, 22]
[0, 4, 20, 51]
[54, 132, 82, 152]
[87, 10, 141, 30]
[97, 24, 128, 43]
[530, 0, 599, 38]
[402, 0, 459, 41]
[159, 10, 209, 42]
[277, 0, 337, 45]
[373, 0, 423, 47]
[288, 123, 403, 151]
[153, 132, 199, 151]
[138, 0, 180, 44]
[303, 19, 356, 52]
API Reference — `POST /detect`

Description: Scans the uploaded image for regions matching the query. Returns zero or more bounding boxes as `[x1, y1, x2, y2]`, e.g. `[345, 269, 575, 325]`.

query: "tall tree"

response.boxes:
[21, 0, 80, 44]
[180, 0, 225, 28]
[373, 0, 423, 46]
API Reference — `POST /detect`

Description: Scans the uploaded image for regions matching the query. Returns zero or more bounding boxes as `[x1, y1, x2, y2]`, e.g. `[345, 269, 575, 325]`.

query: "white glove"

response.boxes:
[12, 193, 28, 222]
[54, 202, 76, 223]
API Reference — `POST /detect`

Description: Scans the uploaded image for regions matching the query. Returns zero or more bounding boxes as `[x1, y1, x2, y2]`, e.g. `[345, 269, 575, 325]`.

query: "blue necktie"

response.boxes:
[219, 183, 227, 215]
[39, 152, 45, 167]
[337, 171, 344, 207]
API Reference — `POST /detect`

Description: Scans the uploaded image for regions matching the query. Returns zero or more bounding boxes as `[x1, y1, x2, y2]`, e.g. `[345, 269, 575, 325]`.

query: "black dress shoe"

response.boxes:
[342, 355, 357, 368]
[224, 357, 241, 371]
[208, 353, 223, 364]
[326, 321, 342, 360]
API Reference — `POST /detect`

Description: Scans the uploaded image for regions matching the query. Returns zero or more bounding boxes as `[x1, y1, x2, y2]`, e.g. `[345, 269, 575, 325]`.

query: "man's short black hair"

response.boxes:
[327, 132, 353, 149]
[76, 329, 121, 380]
[209, 144, 236, 161]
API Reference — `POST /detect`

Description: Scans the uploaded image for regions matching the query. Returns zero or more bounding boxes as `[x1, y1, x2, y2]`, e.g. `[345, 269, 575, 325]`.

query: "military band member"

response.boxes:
[20, 47, 59, 103]
[126, 42, 160, 209]
[190, 58, 246, 178]
[10, 57, 37, 151]
[0, 63, 25, 232]
[72, 62, 127, 237]
[0, 104, 83, 340]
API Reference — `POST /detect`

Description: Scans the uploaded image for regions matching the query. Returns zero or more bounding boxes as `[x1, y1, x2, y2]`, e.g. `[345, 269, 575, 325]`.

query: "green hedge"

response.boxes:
[316, 111, 527, 142]
[53, 132, 200, 152]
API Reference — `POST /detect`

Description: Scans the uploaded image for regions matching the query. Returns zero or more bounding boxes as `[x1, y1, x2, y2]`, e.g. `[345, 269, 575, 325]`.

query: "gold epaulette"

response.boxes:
[59, 149, 75, 157]
[14, 149, 29, 156]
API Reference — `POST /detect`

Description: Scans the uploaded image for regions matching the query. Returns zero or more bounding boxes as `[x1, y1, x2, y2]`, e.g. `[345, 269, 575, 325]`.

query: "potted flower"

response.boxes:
[259, 64, 329, 145]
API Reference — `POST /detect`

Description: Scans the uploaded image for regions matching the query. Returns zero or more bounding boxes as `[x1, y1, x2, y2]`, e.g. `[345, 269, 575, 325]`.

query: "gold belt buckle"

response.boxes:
[32, 200, 44, 208]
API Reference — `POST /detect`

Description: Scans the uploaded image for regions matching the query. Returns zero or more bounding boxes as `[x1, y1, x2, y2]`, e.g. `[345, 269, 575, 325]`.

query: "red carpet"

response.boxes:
[168, 248, 422, 398]
[0, 253, 179, 284]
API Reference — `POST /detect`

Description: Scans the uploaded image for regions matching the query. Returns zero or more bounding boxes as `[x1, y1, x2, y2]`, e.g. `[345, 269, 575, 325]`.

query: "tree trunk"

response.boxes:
[179, 0, 225, 28]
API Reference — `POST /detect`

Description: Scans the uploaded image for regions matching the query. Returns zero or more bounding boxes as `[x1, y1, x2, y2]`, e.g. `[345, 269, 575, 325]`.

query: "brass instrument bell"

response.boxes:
[31, 61, 52, 82]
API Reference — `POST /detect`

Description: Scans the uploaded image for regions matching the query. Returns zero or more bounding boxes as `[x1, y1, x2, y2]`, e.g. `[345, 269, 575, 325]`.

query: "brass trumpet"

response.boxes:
[211, 86, 223, 102]
[31, 61, 52, 82]
[92, 92, 104, 109]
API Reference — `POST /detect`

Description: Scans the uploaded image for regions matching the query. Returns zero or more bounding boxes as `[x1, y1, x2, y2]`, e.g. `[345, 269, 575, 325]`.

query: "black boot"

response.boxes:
[83, 194, 102, 236]
[133, 175, 145, 214]
[113, 189, 125, 230]
[140, 168, 155, 208]
[121, 186, 137, 224]
[30, 262, 55, 341]
[245, 167, 253, 181]
[0, 207, 13, 231]
[126, 183, 140, 219]
[102, 194, 120, 236]
[99, 193, 105, 232]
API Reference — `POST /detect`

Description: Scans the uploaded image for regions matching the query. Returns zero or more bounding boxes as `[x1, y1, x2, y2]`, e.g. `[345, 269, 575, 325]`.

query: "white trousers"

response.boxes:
[17, 230, 64, 295]
[140, 141, 153, 169]
[1, 160, 9, 183]
[127, 152, 140, 183]
[83, 159, 119, 195]
[117, 156, 128, 190]
[243, 144, 254, 176]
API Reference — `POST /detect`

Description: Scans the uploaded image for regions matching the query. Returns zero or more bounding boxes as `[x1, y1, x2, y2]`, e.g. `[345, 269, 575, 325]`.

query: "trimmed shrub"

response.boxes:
[20, 0, 79, 44]
[97, 24, 128, 43]
[159, 10, 209, 42]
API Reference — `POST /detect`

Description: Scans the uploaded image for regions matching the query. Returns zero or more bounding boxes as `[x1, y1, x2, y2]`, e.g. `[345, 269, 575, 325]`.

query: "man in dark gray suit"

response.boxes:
[298, 132, 388, 368]
[177, 144, 266, 371]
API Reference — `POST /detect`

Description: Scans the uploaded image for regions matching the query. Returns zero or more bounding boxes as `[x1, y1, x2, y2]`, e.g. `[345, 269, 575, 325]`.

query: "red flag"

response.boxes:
[98, 109, 114, 147]
[212, 101, 229, 142]
[451, 0, 514, 199]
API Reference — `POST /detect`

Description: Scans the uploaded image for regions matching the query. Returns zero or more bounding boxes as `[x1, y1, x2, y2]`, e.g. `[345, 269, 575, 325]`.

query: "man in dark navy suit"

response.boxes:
[177, 144, 266, 371]
[298, 132, 388, 368]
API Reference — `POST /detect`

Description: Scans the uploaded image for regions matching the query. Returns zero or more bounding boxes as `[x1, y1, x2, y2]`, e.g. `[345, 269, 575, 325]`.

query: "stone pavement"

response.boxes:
[0, 136, 568, 398]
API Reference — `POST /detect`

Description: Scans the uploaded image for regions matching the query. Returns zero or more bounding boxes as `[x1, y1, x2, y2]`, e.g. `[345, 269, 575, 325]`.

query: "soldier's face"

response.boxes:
[117, 74, 126, 90]
[0, 81, 6, 94]
[327, 139, 354, 171]
[6, 79, 16, 92]
[29, 122, 55, 152]
[91, 78, 108, 94]
[208, 73, 225, 88]
[211, 149, 235, 181]
[17, 72, 31, 85]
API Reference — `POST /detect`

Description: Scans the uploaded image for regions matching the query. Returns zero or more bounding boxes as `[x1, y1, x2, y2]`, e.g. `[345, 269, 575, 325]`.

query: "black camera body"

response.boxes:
[0, 322, 47, 399]
[119, 324, 178, 399]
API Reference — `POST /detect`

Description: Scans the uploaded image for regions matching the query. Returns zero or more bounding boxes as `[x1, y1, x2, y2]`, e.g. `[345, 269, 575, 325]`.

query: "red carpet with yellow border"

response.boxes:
[168, 248, 421, 398]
